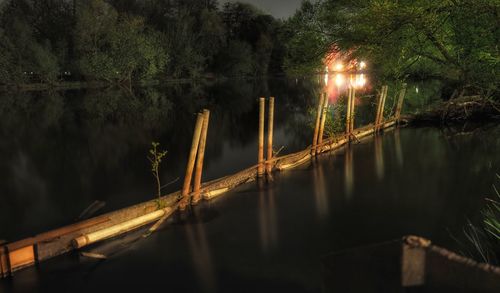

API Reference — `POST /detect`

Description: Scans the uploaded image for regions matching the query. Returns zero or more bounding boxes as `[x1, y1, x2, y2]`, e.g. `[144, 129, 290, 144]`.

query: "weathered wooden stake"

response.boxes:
[180, 113, 204, 210]
[346, 87, 353, 135]
[192, 109, 210, 205]
[317, 93, 329, 153]
[312, 93, 325, 155]
[349, 87, 356, 134]
[258, 97, 266, 177]
[395, 83, 407, 122]
[266, 97, 275, 174]
[375, 85, 388, 131]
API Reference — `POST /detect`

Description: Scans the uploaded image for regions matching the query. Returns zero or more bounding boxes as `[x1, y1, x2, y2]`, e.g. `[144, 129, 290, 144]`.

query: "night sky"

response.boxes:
[220, 0, 303, 19]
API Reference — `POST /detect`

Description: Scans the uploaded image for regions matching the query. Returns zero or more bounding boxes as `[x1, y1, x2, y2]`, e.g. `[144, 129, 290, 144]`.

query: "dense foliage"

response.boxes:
[0, 0, 285, 84]
[285, 0, 499, 98]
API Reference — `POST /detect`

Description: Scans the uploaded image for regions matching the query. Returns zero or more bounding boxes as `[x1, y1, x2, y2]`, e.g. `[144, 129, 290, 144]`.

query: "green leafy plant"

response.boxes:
[454, 174, 500, 265]
[147, 142, 168, 203]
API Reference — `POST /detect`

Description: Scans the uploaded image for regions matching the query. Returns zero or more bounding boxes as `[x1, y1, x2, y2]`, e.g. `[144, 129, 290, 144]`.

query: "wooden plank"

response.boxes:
[8, 245, 35, 272]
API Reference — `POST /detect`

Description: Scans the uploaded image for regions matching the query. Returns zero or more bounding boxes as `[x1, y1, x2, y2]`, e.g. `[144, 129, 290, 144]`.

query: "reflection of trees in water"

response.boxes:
[0, 79, 344, 238]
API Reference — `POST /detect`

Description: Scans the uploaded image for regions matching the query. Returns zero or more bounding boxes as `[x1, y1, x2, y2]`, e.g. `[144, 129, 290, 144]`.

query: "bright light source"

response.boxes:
[354, 74, 366, 88]
[359, 61, 366, 69]
[334, 63, 344, 71]
[335, 74, 345, 86]
[324, 73, 329, 86]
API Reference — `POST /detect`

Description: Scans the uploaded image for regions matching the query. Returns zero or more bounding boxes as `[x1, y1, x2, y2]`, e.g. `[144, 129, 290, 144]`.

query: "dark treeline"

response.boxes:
[0, 0, 286, 85]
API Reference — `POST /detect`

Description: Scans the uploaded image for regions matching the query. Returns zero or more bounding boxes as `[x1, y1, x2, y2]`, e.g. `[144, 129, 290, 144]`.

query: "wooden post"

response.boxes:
[317, 93, 329, 153]
[180, 113, 204, 210]
[349, 87, 356, 134]
[380, 85, 388, 126]
[258, 97, 266, 177]
[192, 109, 210, 205]
[312, 93, 325, 155]
[266, 97, 274, 174]
[395, 83, 407, 122]
[346, 87, 353, 135]
[375, 85, 388, 131]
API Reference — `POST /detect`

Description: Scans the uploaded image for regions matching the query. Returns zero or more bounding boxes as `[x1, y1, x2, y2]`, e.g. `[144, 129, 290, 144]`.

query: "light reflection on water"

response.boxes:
[323, 73, 370, 104]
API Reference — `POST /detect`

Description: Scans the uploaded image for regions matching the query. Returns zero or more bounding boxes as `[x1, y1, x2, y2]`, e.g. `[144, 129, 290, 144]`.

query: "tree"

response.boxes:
[286, 0, 499, 96]
[0, 2, 60, 84]
[75, 0, 168, 83]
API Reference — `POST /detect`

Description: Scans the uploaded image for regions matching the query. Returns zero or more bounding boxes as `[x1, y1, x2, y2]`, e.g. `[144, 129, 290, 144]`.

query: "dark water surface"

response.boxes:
[0, 79, 498, 292]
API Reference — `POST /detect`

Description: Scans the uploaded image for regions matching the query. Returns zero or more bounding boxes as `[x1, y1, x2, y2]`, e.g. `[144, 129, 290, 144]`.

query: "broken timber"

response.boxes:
[322, 235, 500, 292]
[0, 110, 399, 279]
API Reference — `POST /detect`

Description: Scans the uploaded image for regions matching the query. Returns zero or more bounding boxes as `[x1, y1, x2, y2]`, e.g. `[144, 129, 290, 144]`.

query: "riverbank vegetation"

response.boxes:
[454, 175, 500, 265]
[285, 0, 499, 100]
[0, 0, 286, 86]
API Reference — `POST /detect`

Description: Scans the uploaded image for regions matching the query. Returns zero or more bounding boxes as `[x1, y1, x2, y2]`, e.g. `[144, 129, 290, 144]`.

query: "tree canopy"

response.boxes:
[285, 0, 499, 96]
[0, 0, 286, 85]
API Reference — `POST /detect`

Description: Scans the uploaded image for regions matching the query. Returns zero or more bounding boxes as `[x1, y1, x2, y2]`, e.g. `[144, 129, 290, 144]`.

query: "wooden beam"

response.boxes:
[192, 109, 211, 205]
[180, 113, 205, 210]
[312, 93, 325, 155]
[258, 97, 266, 177]
[346, 87, 353, 135]
[72, 207, 174, 249]
[266, 97, 275, 174]
[317, 93, 329, 153]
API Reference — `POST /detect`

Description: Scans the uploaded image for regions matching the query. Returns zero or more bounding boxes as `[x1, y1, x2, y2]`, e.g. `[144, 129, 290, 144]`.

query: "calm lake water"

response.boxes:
[0, 78, 498, 292]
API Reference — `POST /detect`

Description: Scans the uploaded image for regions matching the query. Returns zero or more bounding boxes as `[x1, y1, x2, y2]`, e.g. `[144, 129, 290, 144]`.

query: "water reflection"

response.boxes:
[344, 146, 354, 199]
[374, 134, 385, 180]
[323, 73, 370, 104]
[395, 129, 404, 167]
[258, 180, 278, 252]
[185, 209, 216, 293]
[313, 161, 329, 218]
[0, 78, 316, 240]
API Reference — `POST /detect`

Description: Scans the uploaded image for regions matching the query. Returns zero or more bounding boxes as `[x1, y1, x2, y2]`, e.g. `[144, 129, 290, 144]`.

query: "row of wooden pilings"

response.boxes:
[176, 83, 407, 209]
[0, 84, 408, 278]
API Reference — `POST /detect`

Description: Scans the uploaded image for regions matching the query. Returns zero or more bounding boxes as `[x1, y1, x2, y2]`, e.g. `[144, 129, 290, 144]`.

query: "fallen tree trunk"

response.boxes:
[405, 96, 500, 125]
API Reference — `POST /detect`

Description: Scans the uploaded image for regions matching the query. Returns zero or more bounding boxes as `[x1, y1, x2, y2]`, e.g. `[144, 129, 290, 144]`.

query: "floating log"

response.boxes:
[72, 207, 175, 249]
[258, 97, 266, 176]
[192, 110, 211, 205]
[266, 97, 275, 174]
[180, 113, 205, 209]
